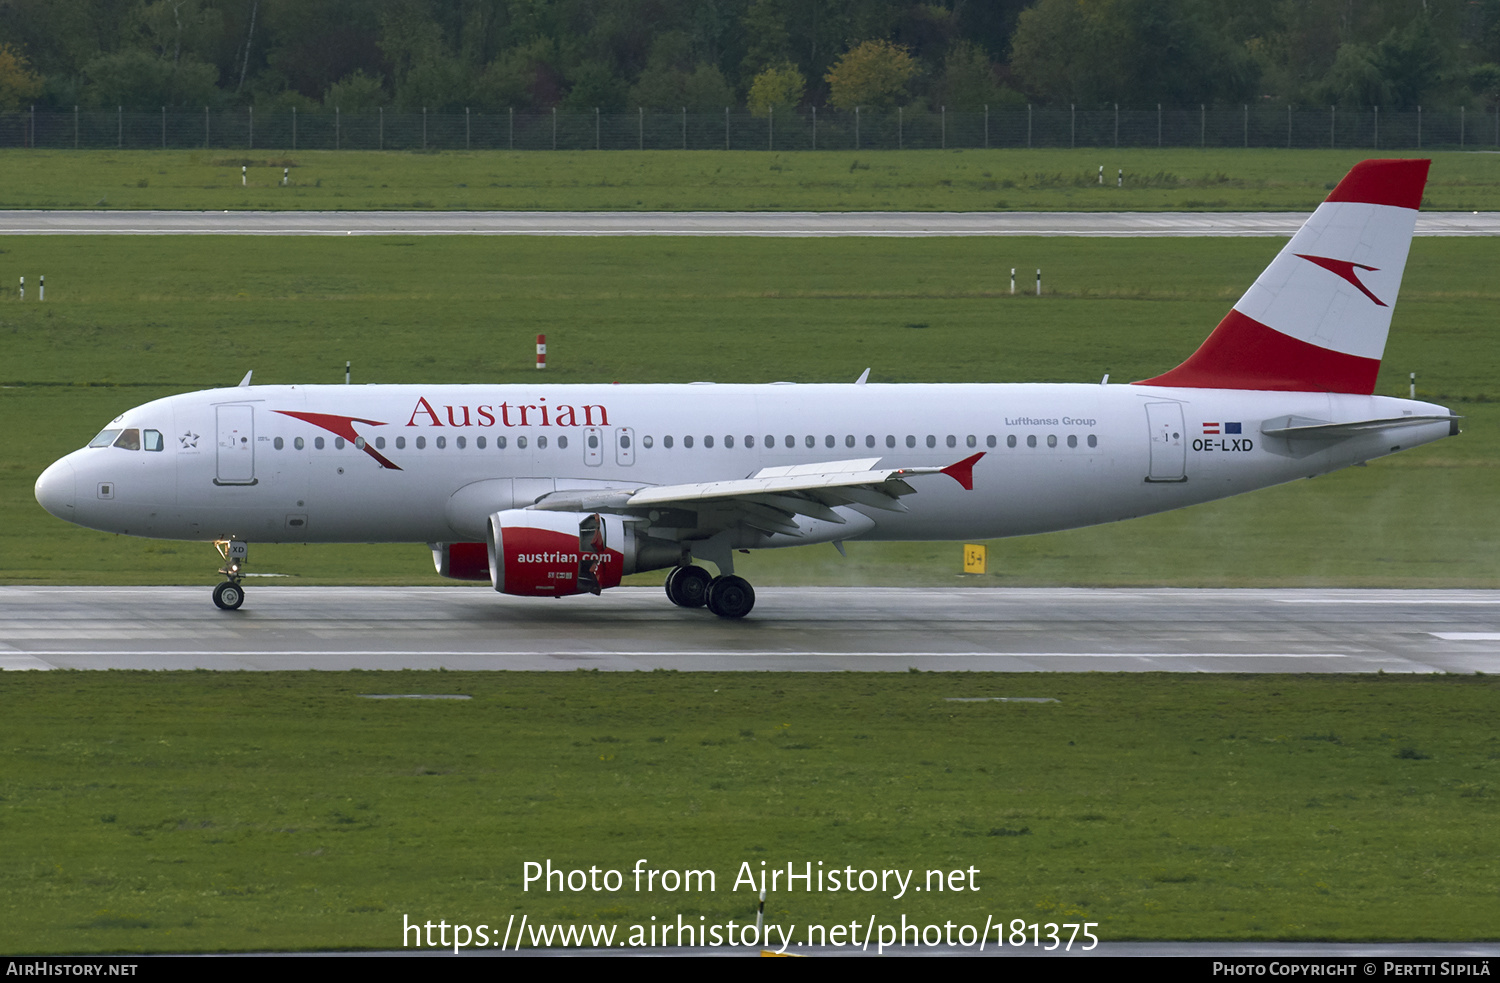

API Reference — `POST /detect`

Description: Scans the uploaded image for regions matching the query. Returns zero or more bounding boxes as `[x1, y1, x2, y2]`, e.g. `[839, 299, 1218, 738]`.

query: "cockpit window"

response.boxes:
[88, 429, 122, 448]
[143, 429, 164, 452]
[112, 429, 141, 451]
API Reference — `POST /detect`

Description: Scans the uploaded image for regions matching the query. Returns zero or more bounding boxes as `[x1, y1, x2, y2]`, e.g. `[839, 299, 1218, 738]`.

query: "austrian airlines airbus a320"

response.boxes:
[35, 159, 1457, 618]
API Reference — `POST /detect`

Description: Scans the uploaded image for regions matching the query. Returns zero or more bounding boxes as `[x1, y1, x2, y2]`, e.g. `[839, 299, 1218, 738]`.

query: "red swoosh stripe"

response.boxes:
[1134, 309, 1380, 394]
[1295, 254, 1387, 306]
[274, 410, 403, 470]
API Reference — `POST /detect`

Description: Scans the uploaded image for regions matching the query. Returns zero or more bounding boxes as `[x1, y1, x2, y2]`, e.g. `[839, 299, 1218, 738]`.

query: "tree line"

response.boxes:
[1, 0, 1496, 116]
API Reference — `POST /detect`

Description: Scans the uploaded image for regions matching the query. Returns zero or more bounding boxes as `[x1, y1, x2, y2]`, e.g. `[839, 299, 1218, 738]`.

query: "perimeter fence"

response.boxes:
[3, 104, 1498, 152]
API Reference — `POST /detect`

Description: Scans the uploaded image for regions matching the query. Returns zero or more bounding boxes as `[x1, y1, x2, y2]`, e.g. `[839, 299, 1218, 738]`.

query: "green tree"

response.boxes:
[824, 39, 916, 109]
[0, 43, 44, 110]
[323, 68, 385, 110]
[747, 61, 804, 116]
[934, 39, 1008, 109]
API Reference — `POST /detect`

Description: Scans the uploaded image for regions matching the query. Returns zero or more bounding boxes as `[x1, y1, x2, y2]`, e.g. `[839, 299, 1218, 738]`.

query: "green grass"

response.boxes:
[1, 671, 1495, 952]
[2, 234, 1495, 588]
[3, 148, 1500, 211]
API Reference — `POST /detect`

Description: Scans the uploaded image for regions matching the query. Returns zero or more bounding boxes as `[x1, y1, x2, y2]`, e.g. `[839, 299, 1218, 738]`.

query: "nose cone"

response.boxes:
[35, 457, 77, 521]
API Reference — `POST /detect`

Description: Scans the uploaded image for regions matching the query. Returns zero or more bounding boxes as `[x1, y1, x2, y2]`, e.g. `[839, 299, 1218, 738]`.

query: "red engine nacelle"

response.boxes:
[487, 510, 680, 597]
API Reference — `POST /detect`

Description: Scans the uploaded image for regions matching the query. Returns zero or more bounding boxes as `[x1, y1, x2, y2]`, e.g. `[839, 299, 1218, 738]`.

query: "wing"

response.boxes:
[531, 452, 984, 539]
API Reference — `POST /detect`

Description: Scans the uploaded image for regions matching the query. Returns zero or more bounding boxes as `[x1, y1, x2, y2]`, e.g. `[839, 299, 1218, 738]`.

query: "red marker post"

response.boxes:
[536, 334, 547, 370]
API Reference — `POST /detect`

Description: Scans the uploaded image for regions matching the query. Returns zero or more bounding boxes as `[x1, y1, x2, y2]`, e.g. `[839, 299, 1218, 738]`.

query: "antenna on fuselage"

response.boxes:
[855, 368, 870, 385]
[238, 370, 253, 387]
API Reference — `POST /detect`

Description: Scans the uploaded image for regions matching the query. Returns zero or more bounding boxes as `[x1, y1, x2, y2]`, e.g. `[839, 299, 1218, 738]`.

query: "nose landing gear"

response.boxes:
[212, 539, 248, 610]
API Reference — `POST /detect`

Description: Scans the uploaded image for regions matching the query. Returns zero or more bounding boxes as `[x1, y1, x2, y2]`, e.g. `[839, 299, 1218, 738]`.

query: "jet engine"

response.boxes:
[486, 509, 680, 597]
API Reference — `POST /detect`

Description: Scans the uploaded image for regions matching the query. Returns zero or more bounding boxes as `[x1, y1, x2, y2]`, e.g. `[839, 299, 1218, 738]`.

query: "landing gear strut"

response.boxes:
[664, 564, 755, 619]
[212, 539, 248, 610]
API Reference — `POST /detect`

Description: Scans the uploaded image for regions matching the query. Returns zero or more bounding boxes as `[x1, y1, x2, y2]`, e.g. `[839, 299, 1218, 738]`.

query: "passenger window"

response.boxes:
[988, 435, 997, 448]
[1047, 434, 1057, 448]
[925, 435, 936, 448]
[89, 429, 122, 448]
[845, 435, 855, 448]
[457, 436, 467, 449]
[558, 435, 568, 449]
[684, 435, 694, 449]
[703, 436, 713, 448]
[1088, 434, 1098, 448]
[376, 436, 387, 449]
[517, 436, 528, 449]
[664, 435, 674, 449]
[905, 435, 915, 448]
[336, 437, 346, 449]
[744, 435, 754, 448]
[866, 435, 875, 448]
[435, 436, 445, 449]
[825, 435, 834, 448]
[112, 429, 141, 451]
[355, 437, 366, 449]
[785, 435, 795, 448]
[395, 436, 405, 449]
[805, 435, 815, 448]
[725, 435, 734, 448]
[476, 436, 485, 449]
[966, 435, 976, 448]
[538, 435, 548, 449]
[274, 436, 284, 450]
[144, 430, 164, 451]
[886, 435, 896, 449]
[497, 436, 507, 449]
[296, 437, 306, 450]
[1006, 435, 1016, 448]
[643, 435, 653, 449]
[1026, 435, 1037, 448]
[946, 435, 956, 448]
[1067, 434, 1078, 448]
[316, 437, 327, 449]
[588, 434, 599, 449]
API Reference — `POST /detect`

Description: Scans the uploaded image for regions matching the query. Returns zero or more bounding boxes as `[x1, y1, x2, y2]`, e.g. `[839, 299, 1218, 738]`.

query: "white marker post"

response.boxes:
[1036, 269, 1041, 296]
[536, 334, 547, 370]
[756, 888, 765, 940]
[1118, 168, 1123, 188]
[39, 275, 44, 301]
[1010, 268, 1015, 295]
[241, 165, 246, 186]
[1410, 372, 1416, 399]
[283, 167, 289, 187]
[346, 360, 351, 385]
[18, 276, 23, 301]
[1098, 164, 1103, 185]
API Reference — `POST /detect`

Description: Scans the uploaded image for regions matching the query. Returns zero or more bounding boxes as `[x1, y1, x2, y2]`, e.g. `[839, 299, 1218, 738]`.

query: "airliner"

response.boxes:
[34, 159, 1457, 618]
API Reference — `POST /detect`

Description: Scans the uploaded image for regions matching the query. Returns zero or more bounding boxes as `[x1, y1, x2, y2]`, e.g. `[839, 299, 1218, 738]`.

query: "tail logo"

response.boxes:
[1295, 254, 1387, 307]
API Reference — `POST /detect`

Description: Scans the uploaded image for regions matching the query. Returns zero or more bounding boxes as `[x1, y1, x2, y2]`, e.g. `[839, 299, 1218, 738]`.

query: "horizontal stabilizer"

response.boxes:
[1260, 414, 1459, 439]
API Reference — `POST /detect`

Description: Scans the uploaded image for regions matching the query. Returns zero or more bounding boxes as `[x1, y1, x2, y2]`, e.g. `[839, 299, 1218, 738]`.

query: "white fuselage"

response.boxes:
[35, 382, 1454, 549]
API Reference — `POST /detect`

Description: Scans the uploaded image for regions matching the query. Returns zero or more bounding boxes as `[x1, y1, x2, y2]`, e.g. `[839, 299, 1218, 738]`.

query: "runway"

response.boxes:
[2, 586, 1497, 672]
[2, 209, 1499, 236]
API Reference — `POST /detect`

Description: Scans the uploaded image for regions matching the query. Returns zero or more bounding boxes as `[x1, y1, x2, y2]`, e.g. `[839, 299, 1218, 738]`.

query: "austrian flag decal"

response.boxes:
[1201, 422, 1242, 436]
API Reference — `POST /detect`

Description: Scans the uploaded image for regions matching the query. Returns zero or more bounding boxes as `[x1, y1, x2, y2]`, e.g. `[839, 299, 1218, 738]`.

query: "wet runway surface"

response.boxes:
[3, 586, 1496, 672]
[2, 209, 1498, 236]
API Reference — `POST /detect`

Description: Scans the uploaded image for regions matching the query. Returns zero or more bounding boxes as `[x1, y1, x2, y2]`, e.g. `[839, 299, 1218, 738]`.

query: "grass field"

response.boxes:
[3, 148, 1500, 212]
[0, 671, 1495, 952]
[2, 233, 1494, 589]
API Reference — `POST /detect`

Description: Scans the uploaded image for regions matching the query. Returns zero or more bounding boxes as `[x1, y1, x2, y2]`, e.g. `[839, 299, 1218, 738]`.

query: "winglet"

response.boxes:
[940, 452, 984, 491]
[855, 368, 870, 385]
[238, 370, 253, 387]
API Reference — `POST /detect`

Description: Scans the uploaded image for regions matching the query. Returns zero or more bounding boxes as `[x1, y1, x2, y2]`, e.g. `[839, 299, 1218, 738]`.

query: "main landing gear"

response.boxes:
[664, 564, 755, 619]
[212, 539, 248, 611]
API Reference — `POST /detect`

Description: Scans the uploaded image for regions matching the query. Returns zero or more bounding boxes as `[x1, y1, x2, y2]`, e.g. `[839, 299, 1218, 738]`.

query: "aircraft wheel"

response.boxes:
[213, 580, 245, 611]
[666, 565, 711, 608]
[706, 575, 755, 619]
